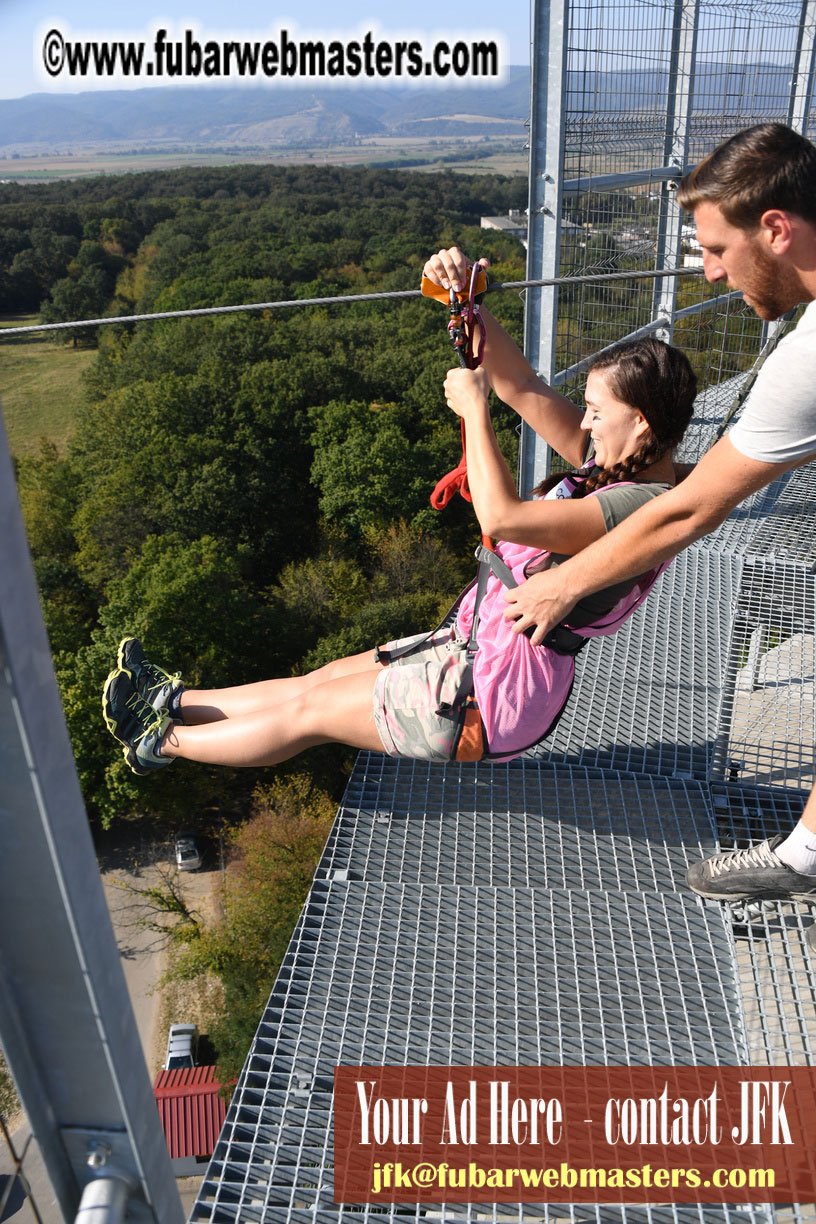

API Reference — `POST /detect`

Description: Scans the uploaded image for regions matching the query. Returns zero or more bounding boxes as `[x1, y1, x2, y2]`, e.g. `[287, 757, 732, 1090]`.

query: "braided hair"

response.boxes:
[533, 336, 697, 499]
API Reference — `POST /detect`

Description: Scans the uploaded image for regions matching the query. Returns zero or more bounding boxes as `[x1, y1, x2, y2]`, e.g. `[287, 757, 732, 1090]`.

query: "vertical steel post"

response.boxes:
[651, 0, 700, 338]
[518, 0, 568, 492]
[761, 0, 816, 346]
[0, 410, 183, 1224]
[788, 0, 816, 133]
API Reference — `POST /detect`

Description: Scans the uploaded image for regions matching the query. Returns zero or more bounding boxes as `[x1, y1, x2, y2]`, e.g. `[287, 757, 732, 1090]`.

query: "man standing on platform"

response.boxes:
[503, 122, 816, 905]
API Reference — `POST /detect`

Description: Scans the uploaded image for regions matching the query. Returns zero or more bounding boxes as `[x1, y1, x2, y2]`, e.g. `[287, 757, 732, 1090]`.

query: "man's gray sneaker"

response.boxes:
[118, 637, 183, 714]
[687, 835, 816, 902]
[102, 668, 173, 775]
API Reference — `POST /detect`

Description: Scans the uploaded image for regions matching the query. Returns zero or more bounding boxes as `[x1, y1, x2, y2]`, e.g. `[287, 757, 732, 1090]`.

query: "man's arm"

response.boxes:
[503, 435, 799, 644]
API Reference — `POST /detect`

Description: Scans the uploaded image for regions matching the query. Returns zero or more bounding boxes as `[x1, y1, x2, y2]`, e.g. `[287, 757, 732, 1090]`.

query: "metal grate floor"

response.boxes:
[318, 756, 717, 892]
[192, 877, 754, 1224]
[675, 372, 751, 464]
[702, 784, 816, 1068]
[697, 460, 816, 564]
[190, 756, 807, 1224]
[713, 562, 816, 792]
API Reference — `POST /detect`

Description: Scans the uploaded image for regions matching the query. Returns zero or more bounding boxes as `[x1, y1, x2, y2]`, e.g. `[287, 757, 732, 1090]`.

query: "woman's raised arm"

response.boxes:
[443, 366, 607, 554]
[423, 247, 587, 467]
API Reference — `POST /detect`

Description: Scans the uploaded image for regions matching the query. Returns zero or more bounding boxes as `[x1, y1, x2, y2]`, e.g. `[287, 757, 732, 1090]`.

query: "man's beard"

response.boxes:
[736, 241, 802, 320]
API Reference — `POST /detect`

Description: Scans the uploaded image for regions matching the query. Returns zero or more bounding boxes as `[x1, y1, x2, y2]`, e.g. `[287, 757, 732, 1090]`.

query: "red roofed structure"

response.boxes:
[153, 1066, 227, 1175]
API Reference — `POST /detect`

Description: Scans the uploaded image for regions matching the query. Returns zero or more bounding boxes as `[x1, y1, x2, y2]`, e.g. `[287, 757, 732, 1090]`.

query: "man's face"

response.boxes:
[693, 200, 799, 321]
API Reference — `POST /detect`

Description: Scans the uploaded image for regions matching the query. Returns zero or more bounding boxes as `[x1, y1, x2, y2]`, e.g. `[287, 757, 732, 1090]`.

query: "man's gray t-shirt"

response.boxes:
[728, 299, 816, 464]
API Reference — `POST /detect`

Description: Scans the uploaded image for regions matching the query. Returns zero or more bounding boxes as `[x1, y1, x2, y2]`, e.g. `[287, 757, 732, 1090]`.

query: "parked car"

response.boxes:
[174, 832, 202, 872]
[163, 1023, 199, 1070]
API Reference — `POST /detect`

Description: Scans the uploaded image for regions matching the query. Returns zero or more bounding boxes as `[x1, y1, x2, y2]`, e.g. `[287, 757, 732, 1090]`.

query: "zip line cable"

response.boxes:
[0, 265, 705, 339]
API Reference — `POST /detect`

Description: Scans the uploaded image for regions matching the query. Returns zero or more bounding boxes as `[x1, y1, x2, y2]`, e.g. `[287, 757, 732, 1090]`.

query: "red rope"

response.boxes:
[430, 429, 472, 508]
[430, 263, 489, 546]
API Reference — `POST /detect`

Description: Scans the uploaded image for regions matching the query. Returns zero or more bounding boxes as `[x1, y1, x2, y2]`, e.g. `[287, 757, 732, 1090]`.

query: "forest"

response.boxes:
[2, 162, 529, 1078]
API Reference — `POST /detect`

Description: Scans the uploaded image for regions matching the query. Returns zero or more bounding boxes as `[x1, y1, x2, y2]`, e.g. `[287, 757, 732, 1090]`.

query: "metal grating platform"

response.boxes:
[744, 464, 816, 567]
[697, 460, 816, 563]
[530, 549, 740, 779]
[712, 561, 816, 791]
[192, 878, 752, 1224]
[699, 784, 816, 1068]
[675, 373, 751, 464]
[317, 757, 718, 892]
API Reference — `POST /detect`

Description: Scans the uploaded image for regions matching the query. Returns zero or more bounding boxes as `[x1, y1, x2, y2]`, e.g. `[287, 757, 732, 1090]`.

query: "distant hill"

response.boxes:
[0, 61, 793, 155]
[0, 72, 531, 151]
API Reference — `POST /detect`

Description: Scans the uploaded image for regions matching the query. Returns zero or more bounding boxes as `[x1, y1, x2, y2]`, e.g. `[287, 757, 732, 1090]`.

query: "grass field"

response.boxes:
[1, 139, 527, 182]
[0, 316, 95, 457]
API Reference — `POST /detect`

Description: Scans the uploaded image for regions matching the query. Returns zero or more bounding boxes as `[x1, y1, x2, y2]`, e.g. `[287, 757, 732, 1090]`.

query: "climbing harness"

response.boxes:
[378, 501, 671, 763]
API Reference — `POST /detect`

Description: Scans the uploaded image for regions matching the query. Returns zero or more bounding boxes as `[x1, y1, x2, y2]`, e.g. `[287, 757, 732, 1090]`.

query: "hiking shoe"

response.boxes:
[687, 835, 816, 902]
[102, 668, 172, 775]
[117, 637, 182, 713]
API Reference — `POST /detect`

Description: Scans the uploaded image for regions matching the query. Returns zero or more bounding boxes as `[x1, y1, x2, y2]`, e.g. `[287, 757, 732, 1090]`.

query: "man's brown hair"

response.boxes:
[677, 122, 816, 229]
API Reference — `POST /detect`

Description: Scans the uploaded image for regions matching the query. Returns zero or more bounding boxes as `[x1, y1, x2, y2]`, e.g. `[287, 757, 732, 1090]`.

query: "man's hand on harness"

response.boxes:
[502, 566, 578, 647]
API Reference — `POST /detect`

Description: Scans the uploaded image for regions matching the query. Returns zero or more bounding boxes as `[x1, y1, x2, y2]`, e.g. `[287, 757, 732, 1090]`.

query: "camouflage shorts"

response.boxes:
[373, 624, 472, 761]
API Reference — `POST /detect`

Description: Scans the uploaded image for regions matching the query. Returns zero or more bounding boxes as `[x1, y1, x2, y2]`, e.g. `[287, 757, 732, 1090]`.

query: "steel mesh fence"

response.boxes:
[540, 0, 816, 468]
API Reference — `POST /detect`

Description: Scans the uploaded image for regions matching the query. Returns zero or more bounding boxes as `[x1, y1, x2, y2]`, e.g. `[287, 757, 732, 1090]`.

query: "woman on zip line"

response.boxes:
[102, 246, 697, 772]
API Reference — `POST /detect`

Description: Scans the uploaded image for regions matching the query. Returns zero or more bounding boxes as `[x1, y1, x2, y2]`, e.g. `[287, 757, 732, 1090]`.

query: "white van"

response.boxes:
[163, 1023, 199, 1069]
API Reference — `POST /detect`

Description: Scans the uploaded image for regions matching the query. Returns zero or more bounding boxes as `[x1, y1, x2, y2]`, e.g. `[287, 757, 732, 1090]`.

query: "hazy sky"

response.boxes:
[1, 0, 530, 99]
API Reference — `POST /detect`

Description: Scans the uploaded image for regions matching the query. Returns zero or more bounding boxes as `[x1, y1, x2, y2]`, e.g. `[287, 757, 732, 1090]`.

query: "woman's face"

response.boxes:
[580, 369, 651, 470]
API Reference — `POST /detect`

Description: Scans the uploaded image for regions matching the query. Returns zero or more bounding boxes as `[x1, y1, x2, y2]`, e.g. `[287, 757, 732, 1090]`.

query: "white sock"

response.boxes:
[774, 820, 816, 875]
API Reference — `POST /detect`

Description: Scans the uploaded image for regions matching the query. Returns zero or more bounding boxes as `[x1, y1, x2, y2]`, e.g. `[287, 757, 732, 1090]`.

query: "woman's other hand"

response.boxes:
[444, 366, 490, 418]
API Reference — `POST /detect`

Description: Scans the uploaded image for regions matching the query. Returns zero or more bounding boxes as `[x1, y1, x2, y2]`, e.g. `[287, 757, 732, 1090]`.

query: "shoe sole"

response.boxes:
[117, 636, 140, 672]
[102, 666, 130, 740]
[123, 742, 152, 776]
[691, 884, 816, 903]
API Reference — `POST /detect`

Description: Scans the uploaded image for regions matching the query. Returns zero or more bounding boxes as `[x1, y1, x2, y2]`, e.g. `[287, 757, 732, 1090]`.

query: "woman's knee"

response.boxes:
[308, 649, 379, 686]
[292, 670, 384, 750]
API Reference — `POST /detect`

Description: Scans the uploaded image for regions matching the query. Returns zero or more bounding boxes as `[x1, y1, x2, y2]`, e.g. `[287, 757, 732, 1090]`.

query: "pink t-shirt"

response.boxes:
[454, 475, 671, 759]
[455, 538, 575, 759]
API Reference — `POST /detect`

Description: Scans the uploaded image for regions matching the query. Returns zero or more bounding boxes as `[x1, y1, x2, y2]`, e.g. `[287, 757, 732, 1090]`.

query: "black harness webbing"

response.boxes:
[466, 545, 517, 660]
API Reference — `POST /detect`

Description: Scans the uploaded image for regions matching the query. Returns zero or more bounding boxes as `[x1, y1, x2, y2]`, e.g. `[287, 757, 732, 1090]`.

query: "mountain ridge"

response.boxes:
[0, 72, 530, 149]
[0, 62, 794, 152]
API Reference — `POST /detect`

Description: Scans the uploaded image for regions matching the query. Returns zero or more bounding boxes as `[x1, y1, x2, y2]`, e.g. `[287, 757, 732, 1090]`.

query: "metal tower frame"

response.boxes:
[518, 0, 816, 486]
[0, 415, 184, 1224]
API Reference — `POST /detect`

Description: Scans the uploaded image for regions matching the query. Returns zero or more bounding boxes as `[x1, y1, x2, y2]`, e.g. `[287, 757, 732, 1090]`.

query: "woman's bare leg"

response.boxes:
[178, 648, 382, 724]
[163, 667, 386, 766]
